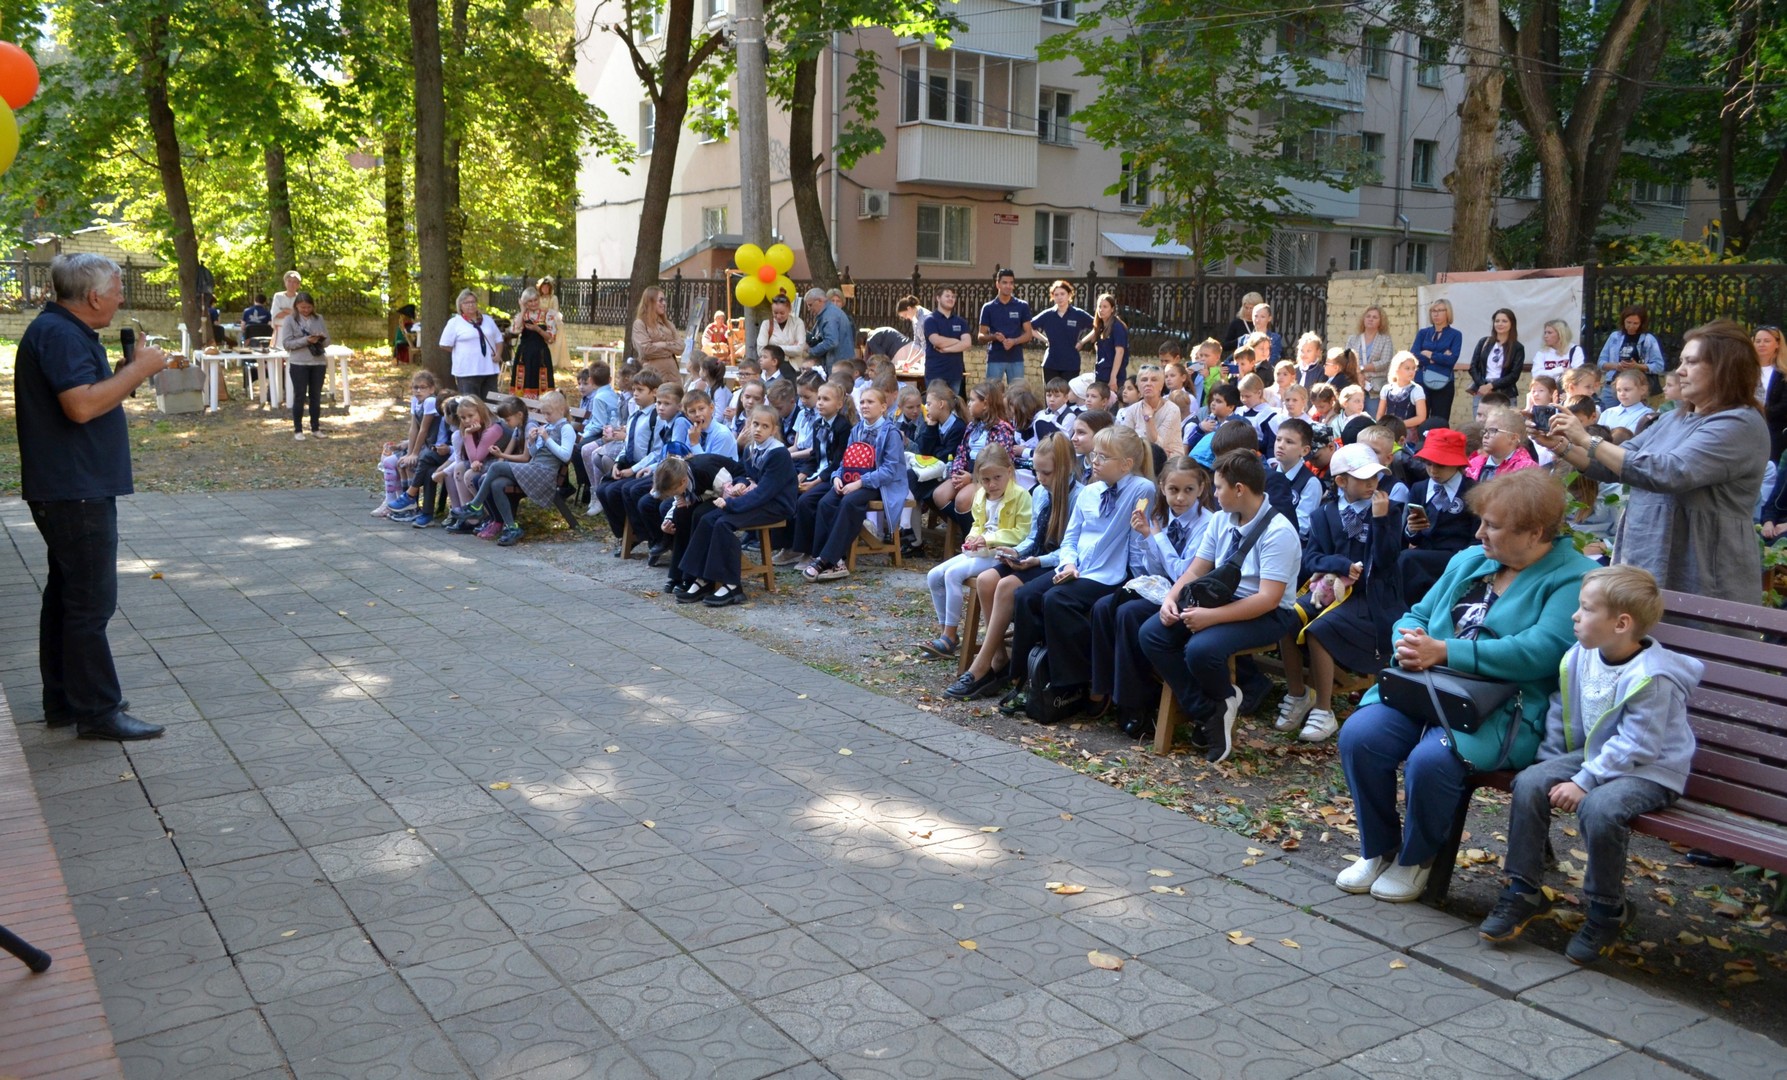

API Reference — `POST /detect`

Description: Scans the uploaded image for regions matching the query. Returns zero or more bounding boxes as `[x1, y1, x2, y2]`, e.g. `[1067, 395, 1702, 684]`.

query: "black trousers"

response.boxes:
[1422, 381, 1457, 434]
[413, 447, 449, 515]
[456, 374, 499, 398]
[790, 484, 830, 555]
[289, 363, 326, 433]
[1037, 577, 1123, 688]
[1090, 593, 1163, 709]
[29, 499, 124, 725]
[597, 476, 651, 538]
[681, 505, 787, 587]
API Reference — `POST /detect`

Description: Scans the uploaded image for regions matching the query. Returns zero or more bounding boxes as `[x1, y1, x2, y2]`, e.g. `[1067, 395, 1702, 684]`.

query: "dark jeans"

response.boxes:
[456, 374, 499, 398]
[1090, 594, 1163, 710]
[29, 498, 124, 725]
[1138, 605, 1298, 714]
[813, 486, 878, 565]
[289, 362, 326, 433]
[1336, 703, 1471, 867]
[1504, 752, 1676, 907]
[1422, 380, 1456, 434]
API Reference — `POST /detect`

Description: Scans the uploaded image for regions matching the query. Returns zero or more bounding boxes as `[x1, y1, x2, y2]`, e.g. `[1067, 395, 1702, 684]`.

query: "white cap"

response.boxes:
[1068, 372, 1096, 400]
[1330, 443, 1387, 479]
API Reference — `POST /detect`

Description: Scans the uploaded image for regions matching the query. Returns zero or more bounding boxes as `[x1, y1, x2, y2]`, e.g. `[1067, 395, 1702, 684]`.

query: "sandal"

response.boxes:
[918, 636, 958, 659]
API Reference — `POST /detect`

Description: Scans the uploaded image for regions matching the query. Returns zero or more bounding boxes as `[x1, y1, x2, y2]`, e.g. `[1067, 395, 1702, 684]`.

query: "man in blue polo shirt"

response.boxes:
[1030, 279, 1093, 384]
[15, 254, 172, 741]
[977, 268, 1033, 384]
[923, 287, 973, 395]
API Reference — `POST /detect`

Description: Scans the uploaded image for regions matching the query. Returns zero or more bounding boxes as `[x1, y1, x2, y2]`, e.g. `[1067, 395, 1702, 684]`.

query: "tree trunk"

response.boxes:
[1450, 0, 1503, 272]
[410, 0, 454, 383]
[265, 145, 295, 276]
[384, 123, 409, 307]
[788, 54, 840, 288]
[444, 0, 470, 287]
[139, 15, 203, 345]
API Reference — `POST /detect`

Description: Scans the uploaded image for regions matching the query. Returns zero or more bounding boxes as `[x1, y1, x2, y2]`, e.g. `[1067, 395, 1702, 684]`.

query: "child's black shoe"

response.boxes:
[1478, 885, 1553, 943]
[674, 581, 712, 604]
[1565, 901, 1635, 965]
[997, 687, 1027, 717]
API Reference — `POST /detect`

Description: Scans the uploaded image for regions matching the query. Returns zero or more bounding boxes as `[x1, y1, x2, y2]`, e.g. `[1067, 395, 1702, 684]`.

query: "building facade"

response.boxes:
[572, 3, 1470, 284]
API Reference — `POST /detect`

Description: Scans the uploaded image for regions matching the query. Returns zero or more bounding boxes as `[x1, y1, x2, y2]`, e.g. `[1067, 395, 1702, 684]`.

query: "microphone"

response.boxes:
[119, 328, 136, 373]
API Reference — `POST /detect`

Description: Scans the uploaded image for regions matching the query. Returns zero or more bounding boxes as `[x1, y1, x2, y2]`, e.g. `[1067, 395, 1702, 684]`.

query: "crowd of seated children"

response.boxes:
[1186, 384, 1240, 461]
[569, 361, 628, 501]
[929, 380, 1018, 538]
[779, 380, 856, 566]
[595, 380, 690, 551]
[460, 390, 577, 546]
[441, 397, 506, 526]
[584, 369, 666, 513]
[377, 370, 445, 519]
[1279, 383, 1312, 426]
[664, 404, 799, 608]
[919, 444, 1033, 659]
[1034, 377, 1082, 440]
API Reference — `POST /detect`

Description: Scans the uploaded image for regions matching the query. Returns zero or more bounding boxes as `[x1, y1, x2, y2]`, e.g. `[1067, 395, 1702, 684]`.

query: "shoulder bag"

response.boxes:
[1180, 506, 1276, 609]
[1376, 665, 1517, 736]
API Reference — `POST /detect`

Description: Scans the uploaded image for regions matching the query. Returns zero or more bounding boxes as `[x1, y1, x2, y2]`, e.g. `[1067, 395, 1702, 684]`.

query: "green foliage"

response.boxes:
[1600, 233, 1778, 267]
[1038, 1, 1363, 275]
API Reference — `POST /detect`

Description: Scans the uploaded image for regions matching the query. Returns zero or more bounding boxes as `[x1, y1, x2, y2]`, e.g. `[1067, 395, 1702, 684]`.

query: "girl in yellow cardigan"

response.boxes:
[919, 443, 1034, 658]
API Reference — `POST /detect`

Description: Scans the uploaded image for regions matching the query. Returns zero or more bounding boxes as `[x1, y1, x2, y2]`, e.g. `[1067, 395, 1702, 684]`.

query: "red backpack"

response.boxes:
[839, 441, 877, 485]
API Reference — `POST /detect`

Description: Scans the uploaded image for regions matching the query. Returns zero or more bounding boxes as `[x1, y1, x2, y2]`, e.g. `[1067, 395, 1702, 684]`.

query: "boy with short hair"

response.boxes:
[1083, 380, 1116, 413]
[760, 344, 787, 383]
[1268, 419, 1322, 537]
[1563, 365, 1602, 402]
[1036, 376, 1081, 437]
[1599, 368, 1656, 433]
[1566, 394, 1601, 427]
[1479, 565, 1701, 966]
[1235, 373, 1277, 454]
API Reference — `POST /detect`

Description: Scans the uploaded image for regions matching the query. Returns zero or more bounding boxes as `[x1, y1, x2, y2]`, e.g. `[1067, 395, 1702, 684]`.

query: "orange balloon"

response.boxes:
[0, 43, 37, 110]
[756, 264, 776, 284]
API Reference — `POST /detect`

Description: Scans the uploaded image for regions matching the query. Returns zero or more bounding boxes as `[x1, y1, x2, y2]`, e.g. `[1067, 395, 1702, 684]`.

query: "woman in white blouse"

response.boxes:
[1530, 319, 1584, 382]
[757, 294, 808, 364]
[1347, 305, 1395, 397]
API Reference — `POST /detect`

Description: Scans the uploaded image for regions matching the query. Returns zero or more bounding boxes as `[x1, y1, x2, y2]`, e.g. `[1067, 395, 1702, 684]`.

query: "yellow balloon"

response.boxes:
[735, 276, 767, 307]
[765, 243, 796, 274]
[735, 243, 765, 275]
[0, 100, 18, 175]
[771, 275, 798, 303]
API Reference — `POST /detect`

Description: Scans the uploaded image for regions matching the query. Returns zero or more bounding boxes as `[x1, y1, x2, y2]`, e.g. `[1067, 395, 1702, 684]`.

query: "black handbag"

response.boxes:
[1377, 665, 1518, 736]
[1180, 506, 1277, 609]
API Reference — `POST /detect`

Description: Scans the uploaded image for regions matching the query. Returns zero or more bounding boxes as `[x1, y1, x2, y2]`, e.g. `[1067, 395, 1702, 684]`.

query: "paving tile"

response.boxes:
[1312, 892, 1470, 949]
[116, 1008, 286, 1080]
[1225, 857, 1349, 907]
[399, 939, 562, 1021]
[807, 903, 953, 968]
[692, 926, 859, 1000]
[1568, 1052, 1698, 1079]
[1026, 1041, 1195, 1080]
[98, 953, 255, 1043]
[1137, 1007, 1331, 1080]
[1411, 925, 1577, 995]
[1321, 953, 1497, 1027]
[1647, 1017, 1787, 1080]
[506, 1044, 657, 1080]
[625, 1003, 811, 1080]
[1433, 1000, 1622, 1079]
[823, 1025, 1017, 1080]
[58, 836, 187, 895]
[526, 911, 681, 985]
[1061, 893, 1210, 955]
[1242, 975, 1421, 1058]
[863, 943, 1033, 1019]
[640, 885, 792, 949]
[260, 973, 433, 1061]
[749, 867, 885, 924]
[1518, 968, 1706, 1048]
[236, 924, 389, 1003]
[288, 1024, 472, 1080]
[73, 871, 206, 937]
[759, 972, 929, 1058]
[484, 872, 625, 937]
[440, 987, 613, 1079]
[578, 954, 741, 1039]
[1044, 960, 1221, 1037]
[87, 909, 229, 979]
[208, 881, 359, 953]
[1341, 1028, 1528, 1079]
[941, 987, 1124, 1076]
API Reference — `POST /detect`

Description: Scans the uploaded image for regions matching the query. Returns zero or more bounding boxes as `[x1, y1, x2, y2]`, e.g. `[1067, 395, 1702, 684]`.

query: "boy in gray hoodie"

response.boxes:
[1478, 565, 1701, 965]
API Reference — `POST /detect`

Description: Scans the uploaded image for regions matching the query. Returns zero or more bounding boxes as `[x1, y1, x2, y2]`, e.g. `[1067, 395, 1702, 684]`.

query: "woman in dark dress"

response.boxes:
[508, 286, 559, 399]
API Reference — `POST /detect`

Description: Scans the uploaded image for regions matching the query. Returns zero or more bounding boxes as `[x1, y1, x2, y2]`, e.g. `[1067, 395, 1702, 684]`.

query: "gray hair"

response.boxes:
[803, 288, 825, 304]
[456, 288, 479, 307]
[519, 287, 540, 305]
[50, 253, 122, 304]
[826, 288, 845, 302]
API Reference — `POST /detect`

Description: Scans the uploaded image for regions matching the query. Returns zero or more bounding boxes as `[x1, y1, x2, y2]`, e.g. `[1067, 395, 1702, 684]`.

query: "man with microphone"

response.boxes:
[14, 254, 171, 740]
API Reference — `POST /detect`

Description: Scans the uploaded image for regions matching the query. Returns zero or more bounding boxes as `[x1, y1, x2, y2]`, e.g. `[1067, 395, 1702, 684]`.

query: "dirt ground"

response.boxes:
[3, 345, 1784, 1043]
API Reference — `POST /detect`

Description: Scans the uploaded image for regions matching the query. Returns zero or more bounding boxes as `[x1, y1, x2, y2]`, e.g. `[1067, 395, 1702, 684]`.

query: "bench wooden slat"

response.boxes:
[1651, 619, 1787, 672]
[1680, 771, 1787, 826]
[1688, 712, 1787, 765]
[1685, 746, 1787, 808]
[1633, 802, 1787, 874]
[1682, 656, 1787, 705]
[1686, 689, 1787, 740]
[1660, 587, 1787, 636]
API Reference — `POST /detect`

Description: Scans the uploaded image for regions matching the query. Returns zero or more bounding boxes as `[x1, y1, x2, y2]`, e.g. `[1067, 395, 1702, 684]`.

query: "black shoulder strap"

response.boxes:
[1222, 506, 1277, 570]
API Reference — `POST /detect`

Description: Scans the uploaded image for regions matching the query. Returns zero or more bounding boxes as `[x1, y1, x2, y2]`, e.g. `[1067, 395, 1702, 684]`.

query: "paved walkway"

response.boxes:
[1, 490, 1782, 1080]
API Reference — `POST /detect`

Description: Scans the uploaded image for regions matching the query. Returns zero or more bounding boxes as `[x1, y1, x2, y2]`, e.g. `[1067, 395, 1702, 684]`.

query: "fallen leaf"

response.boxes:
[952, 903, 965, 910]
[604, 745, 620, 753]
[910, 829, 933, 839]
[1280, 836, 1300, 851]
[1241, 857, 1258, 867]
[1278, 938, 1301, 949]
[837, 748, 853, 756]
[797, 694, 809, 699]
[1677, 932, 1705, 946]
[1726, 972, 1761, 986]
[1060, 813, 1073, 820]
[150, 571, 163, 579]
[641, 820, 655, 828]
[1389, 959, 1408, 970]
[281, 930, 298, 938]
[1048, 883, 1087, 895]
[1246, 847, 1266, 857]
[1087, 950, 1124, 970]
[488, 781, 511, 790]
[979, 826, 1001, 833]
[1148, 869, 1175, 878]
[1150, 885, 1186, 896]
[1708, 936, 1734, 952]
[1225, 931, 1256, 946]
[958, 939, 978, 951]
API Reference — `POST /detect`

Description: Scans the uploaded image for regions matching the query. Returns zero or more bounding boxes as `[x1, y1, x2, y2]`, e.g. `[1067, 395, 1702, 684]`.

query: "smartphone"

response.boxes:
[992, 547, 1019, 562]
[1528, 405, 1558, 432]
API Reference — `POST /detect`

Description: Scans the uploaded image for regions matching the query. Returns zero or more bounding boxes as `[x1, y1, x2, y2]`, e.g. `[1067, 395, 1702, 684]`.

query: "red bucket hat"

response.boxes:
[1414, 428, 1469, 468]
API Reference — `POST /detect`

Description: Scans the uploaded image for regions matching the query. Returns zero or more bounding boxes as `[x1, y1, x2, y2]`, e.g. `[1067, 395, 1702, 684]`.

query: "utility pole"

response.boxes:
[735, 0, 771, 358]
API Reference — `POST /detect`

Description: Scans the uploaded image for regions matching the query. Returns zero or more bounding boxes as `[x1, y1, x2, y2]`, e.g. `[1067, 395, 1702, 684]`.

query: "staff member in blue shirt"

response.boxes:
[1030, 279, 1093, 384]
[923, 287, 973, 396]
[977, 268, 1034, 384]
[15, 255, 173, 741]
[1411, 298, 1464, 435]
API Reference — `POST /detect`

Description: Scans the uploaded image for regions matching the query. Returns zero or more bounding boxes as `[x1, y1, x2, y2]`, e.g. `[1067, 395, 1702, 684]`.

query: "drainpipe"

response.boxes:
[829, 32, 842, 271]
[1392, 28, 1412, 269]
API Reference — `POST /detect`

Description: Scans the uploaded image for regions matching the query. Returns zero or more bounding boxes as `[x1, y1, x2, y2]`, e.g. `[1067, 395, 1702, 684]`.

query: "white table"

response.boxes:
[195, 351, 282, 412]
[262, 353, 288, 409]
[575, 345, 623, 369]
[324, 346, 354, 408]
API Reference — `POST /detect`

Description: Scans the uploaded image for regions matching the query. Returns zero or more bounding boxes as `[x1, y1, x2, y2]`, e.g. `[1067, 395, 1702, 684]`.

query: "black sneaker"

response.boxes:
[1478, 885, 1553, 943]
[997, 687, 1027, 717]
[944, 670, 983, 700]
[674, 582, 712, 604]
[1566, 901, 1635, 966]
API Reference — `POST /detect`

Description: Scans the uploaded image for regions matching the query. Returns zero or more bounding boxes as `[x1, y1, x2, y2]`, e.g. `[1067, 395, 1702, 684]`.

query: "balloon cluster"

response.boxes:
[0, 42, 38, 174]
[733, 243, 796, 308]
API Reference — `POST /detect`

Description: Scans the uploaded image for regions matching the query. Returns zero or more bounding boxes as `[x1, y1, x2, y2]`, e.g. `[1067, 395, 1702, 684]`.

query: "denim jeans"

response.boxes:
[1336, 703, 1471, 867]
[29, 498, 124, 725]
[1503, 752, 1676, 907]
[1138, 606, 1297, 714]
[986, 359, 1024, 385]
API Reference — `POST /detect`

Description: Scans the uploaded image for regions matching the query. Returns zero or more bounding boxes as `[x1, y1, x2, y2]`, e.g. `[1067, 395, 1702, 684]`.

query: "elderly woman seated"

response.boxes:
[1335, 469, 1596, 902]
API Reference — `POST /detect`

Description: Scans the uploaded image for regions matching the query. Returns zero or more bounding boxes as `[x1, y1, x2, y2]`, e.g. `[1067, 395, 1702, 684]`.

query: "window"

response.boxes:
[702, 206, 727, 239]
[1120, 161, 1150, 208]
[1281, 115, 1362, 172]
[633, 0, 659, 38]
[917, 204, 972, 263]
[1038, 89, 1073, 145]
[1266, 230, 1315, 275]
[1034, 212, 1071, 268]
[1041, 0, 1075, 21]
[696, 106, 726, 144]
[903, 65, 974, 125]
[1348, 237, 1374, 271]
[1417, 38, 1445, 87]
[1404, 242, 1430, 274]
[1363, 28, 1391, 78]
[701, 0, 726, 22]
[1633, 176, 1687, 207]
[897, 47, 1034, 133]
[1411, 139, 1437, 188]
[1279, 15, 1322, 57]
[1360, 132, 1385, 183]
[639, 100, 655, 154]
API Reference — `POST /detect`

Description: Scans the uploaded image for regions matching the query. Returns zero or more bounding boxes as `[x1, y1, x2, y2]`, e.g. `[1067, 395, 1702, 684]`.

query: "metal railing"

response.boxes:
[1582, 262, 1787, 362]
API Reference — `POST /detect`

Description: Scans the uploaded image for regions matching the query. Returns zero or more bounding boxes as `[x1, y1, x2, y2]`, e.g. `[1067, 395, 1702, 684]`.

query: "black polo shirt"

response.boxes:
[15, 303, 132, 502]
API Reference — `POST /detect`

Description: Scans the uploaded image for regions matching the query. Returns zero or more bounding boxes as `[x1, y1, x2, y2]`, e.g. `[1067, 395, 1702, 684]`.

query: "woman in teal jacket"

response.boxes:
[1336, 470, 1595, 903]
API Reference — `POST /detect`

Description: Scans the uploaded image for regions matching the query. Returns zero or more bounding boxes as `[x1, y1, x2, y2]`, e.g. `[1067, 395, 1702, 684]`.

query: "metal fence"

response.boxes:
[0, 258, 390, 316]
[524, 267, 1331, 350]
[1582, 263, 1787, 362]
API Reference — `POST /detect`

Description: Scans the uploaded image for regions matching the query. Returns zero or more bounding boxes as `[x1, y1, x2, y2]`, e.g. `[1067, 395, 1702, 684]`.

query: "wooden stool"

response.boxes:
[957, 586, 982, 676]
[1150, 645, 1276, 754]
[619, 517, 641, 559]
[847, 498, 915, 571]
[923, 504, 961, 556]
[743, 522, 785, 593]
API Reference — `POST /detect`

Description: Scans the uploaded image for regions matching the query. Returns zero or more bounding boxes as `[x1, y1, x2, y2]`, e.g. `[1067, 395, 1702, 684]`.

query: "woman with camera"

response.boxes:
[281, 291, 330, 440]
[1334, 470, 1593, 903]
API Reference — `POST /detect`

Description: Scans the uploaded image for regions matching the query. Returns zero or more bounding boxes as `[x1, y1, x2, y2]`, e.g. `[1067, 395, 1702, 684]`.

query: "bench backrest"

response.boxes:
[1654, 589, 1787, 828]
[483, 390, 587, 424]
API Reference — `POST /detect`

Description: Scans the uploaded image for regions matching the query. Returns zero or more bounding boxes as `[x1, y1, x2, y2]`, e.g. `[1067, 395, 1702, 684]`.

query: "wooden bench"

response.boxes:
[1425, 588, 1787, 903]
[847, 499, 915, 571]
[482, 393, 587, 529]
[1150, 647, 1374, 753]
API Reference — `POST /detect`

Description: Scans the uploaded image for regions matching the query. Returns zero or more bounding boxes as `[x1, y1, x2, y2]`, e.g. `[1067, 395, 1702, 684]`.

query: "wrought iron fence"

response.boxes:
[0, 258, 391, 316]
[1582, 263, 1787, 363]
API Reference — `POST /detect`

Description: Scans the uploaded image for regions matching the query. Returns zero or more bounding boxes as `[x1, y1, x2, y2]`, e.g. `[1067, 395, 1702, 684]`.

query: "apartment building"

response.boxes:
[571, 1, 1468, 283]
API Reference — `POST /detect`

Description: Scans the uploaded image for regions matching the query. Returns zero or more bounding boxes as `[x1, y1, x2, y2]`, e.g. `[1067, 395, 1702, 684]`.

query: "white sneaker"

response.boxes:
[1370, 861, 1432, 903]
[370, 503, 391, 518]
[294, 432, 306, 441]
[1298, 709, 1339, 743]
[1336, 855, 1390, 894]
[584, 501, 602, 516]
[1274, 689, 1315, 731]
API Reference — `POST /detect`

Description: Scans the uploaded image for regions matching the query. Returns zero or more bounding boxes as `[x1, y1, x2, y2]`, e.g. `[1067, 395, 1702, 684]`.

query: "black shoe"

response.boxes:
[663, 578, 680, 593]
[997, 687, 1027, 717]
[675, 582, 713, 604]
[1566, 901, 1635, 965]
[1120, 708, 1156, 742]
[946, 668, 1002, 701]
[647, 549, 666, 568]
[704, 584, 746, 607]
[78, 713, 165, 741]
[1478, 885, 1553, 943]
[1237, 674, 1272, 717]
[45, 711, 74, 728]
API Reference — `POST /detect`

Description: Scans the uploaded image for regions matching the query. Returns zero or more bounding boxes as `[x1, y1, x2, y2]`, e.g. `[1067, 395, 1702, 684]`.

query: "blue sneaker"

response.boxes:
[386, 493, 417, 512]
[389, 506, 418, 522]
[411, 514, 434, 529]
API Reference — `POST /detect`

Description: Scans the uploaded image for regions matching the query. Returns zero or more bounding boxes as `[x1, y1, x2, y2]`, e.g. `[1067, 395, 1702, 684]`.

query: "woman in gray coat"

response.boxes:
[1535, 319, 1767, 604]
[281, 291, 331, 440]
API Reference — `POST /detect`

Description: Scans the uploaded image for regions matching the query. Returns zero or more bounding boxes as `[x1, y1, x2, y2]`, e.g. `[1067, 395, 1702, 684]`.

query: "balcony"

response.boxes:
[936, 0, 1041, 59]
[896, 123, 1038, 189]
[1276, 176, 1361, 221]
[1268, 52, 1365, 110]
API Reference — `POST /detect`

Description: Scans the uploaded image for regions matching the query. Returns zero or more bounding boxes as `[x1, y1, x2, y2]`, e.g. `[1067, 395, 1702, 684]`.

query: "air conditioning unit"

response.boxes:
[858, 189, 889, 220]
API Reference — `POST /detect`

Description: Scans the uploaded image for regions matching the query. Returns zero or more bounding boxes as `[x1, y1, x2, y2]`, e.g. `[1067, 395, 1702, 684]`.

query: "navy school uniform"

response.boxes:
[1397, 472, 1479, 607]
[595, 409, 675, 538]
[1269, 459, 1324, 538]
[811, 418, 909, 566]
[680, 441, 799, 587]
[663, 453, 743, 586]
[1296, 495, 1404, 674]
[1089, 505, 1211, 714]
[909, 412, 965, 505]
[1236, 404, 1278, 456]
[1031, 403, 1082, 441]
[790, 412, 853, 554]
